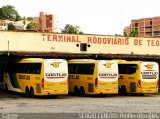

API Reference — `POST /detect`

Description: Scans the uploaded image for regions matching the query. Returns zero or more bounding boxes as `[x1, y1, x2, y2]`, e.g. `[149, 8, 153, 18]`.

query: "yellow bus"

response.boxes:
[116, 60, 159, 95]
[68, 59, 118, 96]
[0, 58, 68, 97]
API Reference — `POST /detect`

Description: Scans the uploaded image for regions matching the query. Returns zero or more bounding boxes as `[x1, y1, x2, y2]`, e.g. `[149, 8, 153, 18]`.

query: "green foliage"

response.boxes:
[27, 17, 33, 21]
[130, 28, 138, 37]
[123, 31, 127, 37]
[26, 21, 39, 31]
[115, 34, 122, 36]
[62, 24, 83, 34]
[8, 23, 15, 30]
[0, 5, 21, 21]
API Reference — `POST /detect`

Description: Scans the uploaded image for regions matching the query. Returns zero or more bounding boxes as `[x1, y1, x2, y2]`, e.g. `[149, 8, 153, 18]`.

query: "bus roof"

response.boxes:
[68, 59, 115, 63]
[12, 58, 43, 63]
[68, 59, 96, 63]
[114, 60, 157, 64]
[13, 58, 66, 63]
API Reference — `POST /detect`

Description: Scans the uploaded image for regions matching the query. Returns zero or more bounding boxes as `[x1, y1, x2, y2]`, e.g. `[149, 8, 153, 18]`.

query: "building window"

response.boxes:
[150, 21, 152, 25]
[135, 23, 138, 27]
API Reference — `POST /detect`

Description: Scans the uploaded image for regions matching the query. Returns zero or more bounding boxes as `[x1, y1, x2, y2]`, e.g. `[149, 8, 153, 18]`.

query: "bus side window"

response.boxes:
[128, 64, 137, 74]
[89, 64, 94, 74]
[68, 64, 74, 74]
[31, 63, 41, 74]
[118, 64, 137, 74]
[77, 64, 94, 75]
[35, 63, 41, 74]
[68, 64, 76, 74]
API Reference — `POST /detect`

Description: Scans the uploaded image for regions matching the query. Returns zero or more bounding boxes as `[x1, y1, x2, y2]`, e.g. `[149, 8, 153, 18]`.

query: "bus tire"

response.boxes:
[121, 85, 127, 96]
[118, 85, 127, 95]
[30, 87, 34, 98]
[5, 84, 8, 92]
[139, 93, 145, 96]
[79, 86, 85, 96]
[25, 87, 30, 98]
[74, 86, 79, 96]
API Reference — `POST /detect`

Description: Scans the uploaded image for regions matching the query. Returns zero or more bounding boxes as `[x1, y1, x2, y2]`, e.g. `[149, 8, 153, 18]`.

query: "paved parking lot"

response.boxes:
[0, 91, 160, 119]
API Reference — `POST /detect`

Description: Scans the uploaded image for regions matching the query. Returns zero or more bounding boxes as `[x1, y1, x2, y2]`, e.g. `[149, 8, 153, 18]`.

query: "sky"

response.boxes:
[1, 0, 160, 35]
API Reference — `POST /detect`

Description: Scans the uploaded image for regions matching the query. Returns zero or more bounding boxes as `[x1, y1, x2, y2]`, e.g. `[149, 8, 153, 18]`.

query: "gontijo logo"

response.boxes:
[141, 63, 158, 79]
[50, 62, 61, 68]
[144, 64, 154, 70]
[103, 63, 113, 68]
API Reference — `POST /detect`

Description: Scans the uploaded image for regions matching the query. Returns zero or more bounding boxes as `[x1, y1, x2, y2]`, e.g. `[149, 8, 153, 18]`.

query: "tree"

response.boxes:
[0, 5, 21, 21]
[130, 28, 138, 37]
[62, 24, 83, 34]
[26, 21, 39, 31]
[115, 34, 122, 36]
[123, 31, 128, 37]
[25, 17, 39, 31]
[27, 17, 33, 21]
[8, 23, 15, 30]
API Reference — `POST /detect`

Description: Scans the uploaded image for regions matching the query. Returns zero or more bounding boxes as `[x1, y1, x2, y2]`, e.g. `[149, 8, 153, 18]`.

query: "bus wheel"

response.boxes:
[139, 93, 145, 96]
[30, 87, 34, 98]
[120, 85, 127, 96]
[25, 87, 30, 98]
[5, 84, 8, 92]
[74, 86, 79, 96]
[79, 86, 85, 96]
